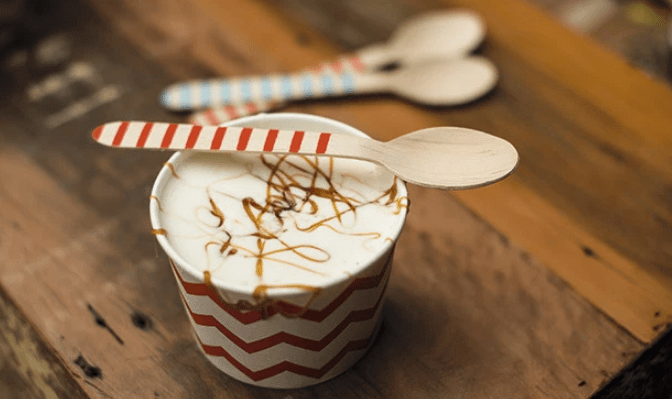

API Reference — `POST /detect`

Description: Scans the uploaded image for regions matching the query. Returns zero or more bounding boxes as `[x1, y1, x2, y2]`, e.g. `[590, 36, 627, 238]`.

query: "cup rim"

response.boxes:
[149, 112, 409, 298]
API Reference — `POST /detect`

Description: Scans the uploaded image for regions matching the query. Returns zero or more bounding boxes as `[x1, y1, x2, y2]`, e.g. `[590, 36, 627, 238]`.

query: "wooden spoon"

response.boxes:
[162, 56, 497, 111]
[357, 9, 486, 67]
[92, 120, 517, 190]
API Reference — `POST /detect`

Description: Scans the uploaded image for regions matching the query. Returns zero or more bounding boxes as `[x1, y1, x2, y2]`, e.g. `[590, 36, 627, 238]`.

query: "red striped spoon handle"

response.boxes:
[92, 121, 353, 155]
[91, 121, 519, 190]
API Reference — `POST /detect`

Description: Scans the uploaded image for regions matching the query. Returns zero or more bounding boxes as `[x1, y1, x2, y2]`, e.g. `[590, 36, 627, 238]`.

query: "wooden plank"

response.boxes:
[0, 0, 658, 397]
[442, 0, 672, 342]
[365, 185, 644, 398]
[0, 288, 89, 399]
[592, 326, 672, 398]
[244, 0, 672, 343]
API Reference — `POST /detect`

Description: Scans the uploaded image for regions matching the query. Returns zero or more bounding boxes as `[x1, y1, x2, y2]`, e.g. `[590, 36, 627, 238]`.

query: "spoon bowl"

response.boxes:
[387, 57, 498, 106]
[382, 127, 517, 188]
[360, 9, 486, 66]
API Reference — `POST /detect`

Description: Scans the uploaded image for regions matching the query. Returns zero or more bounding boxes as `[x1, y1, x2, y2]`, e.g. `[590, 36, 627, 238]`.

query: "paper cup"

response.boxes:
[149, 113, 408, 388]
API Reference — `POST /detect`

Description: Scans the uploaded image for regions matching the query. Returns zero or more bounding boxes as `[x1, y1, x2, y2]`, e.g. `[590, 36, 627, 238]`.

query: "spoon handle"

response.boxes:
[160, 58, 385, 111]
[184, 56, 369, 123]
[189, 101, 276, 126]
[92, 121, 373, 159]
[355, 42, 394, 70]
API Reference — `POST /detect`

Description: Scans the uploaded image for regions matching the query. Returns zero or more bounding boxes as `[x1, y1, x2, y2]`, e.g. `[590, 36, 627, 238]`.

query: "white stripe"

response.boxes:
[270, 129, 296, 152]
[194, 302, 381, 367]
[270, 75, 284, 102]
[164, 87, 178, 109]
[119, 122, 144, 147]
[245, 128, 270, 152]
[212, 108, 231, 124]
[219, 126, 242, 150]
[144, 122, 170, 148]
[97, 121, 122, 146]
[168, 124, 194, 149]
[192, 125, 217, 150]
[204, 345, 369, 387]
[190, 113, 208, 126]
[181, 260, 390, 340]
[299, 130, 321, 153]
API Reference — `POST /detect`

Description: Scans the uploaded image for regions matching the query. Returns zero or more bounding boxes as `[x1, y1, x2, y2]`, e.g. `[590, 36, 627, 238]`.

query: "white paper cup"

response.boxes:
[150, 113, 408, 388]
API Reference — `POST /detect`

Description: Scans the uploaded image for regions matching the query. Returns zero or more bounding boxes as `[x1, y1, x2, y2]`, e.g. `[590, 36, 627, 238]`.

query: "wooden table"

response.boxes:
[1, 0, 671, 397]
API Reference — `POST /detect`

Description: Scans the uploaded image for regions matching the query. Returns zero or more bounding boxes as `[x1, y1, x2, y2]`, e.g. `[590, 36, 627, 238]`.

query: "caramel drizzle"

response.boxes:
[202, 270, 322, 318]
[163, 162, 179, 178]
[161, 154, 403, 315]
[149, 195, 164, 211]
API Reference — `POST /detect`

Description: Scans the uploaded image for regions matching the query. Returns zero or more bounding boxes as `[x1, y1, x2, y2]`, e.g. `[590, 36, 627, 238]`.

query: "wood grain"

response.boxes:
[0, 288, 89, 399]
[0, 0, 668, 397]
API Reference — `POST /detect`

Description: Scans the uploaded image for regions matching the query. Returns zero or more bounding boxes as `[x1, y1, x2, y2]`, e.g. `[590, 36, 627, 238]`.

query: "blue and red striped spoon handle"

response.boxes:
[187, 57, 365, 124]
[161, 56, 370, 111]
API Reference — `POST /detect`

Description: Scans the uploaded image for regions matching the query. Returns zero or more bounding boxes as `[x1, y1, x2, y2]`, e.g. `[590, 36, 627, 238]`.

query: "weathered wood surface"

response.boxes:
[0, 0, 670, 397]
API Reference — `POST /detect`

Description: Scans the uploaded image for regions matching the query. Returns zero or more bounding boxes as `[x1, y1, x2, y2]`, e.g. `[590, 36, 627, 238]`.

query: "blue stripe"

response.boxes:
[180, 84, 191, 109]
[261, 77, 272, 100]
[200, 81, 211, 107]
[281, 76, 293, 99]
[160, 90, 171, 107]
[302, 74, 313, 97]
[321, 75, 333, 95]
[341, 73, 355, 94]
[219, 82, 231, 104]
[240, 79, 252, 102]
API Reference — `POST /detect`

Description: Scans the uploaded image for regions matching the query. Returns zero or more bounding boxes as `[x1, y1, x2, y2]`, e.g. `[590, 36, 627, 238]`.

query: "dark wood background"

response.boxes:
[1, 0, 671, 397]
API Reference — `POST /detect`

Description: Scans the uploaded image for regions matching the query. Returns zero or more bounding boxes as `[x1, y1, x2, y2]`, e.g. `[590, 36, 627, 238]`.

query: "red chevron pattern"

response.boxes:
[170, 249, 393, 383]
[178, 271, 388, 353]
[197, 331, 374, 382]
[172, 249, 393, 324]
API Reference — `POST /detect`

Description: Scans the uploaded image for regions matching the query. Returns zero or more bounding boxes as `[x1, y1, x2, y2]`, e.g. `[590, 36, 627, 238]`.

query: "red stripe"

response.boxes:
[224, 105, 238, 119]
[289, 130, 305, 153]
[111, 121, 130, 146]
[136, 122, 154, 147]
[316, 133, 330, 154]
[349, 56, 365, 71]
[199, 333, 373, 381]
[160, 124, 178, 148]
[330, 61, 342, 73]
[237, 127, 253, 150]
[173, 247, 394, 324]
[185, 125, 202, 149]
[211, 127, 227, 149]
[173, 271, 381, 383]
[182, 278, 387, 353]
[263, 129, 279, 152]
[245, 103, 258, 114]
[92, 126, 103, 141]
[203, 109, 219, 125]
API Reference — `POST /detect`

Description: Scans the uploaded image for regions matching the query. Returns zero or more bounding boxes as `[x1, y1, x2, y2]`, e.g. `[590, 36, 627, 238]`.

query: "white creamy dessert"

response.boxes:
[155, 151, 408, 293]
